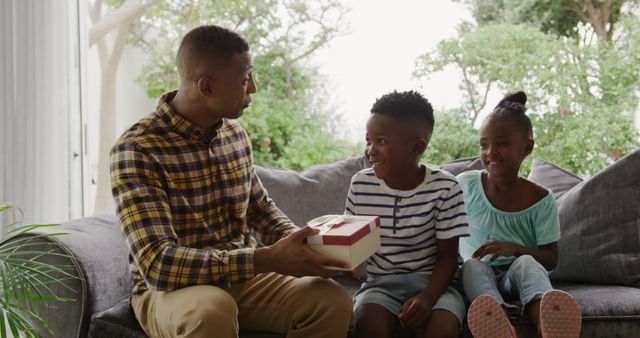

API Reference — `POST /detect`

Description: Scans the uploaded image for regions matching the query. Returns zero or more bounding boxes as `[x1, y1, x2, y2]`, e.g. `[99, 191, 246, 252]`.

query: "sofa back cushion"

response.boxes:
[550, 150, 640, 287]
[527, 159, 583, 199]
[256, 157, 369, 226]
[440, 156, 484, 176]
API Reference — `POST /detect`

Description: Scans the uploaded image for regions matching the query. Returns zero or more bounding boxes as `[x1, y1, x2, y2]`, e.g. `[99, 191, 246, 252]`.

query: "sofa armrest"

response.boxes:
[17, 213, 131, 338]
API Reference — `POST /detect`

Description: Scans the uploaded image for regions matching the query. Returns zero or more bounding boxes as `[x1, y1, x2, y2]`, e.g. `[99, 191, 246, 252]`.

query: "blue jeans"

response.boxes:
[462, 255, 552, 314]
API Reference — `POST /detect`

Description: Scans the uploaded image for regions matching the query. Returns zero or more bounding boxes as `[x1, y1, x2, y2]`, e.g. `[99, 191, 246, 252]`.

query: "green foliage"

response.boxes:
[422, 108, 479, 165]
[456, 0, 638, 40]
[415, 15, 640, 176]
[127, 0, 355, 171]
[0, 205, 77, 337]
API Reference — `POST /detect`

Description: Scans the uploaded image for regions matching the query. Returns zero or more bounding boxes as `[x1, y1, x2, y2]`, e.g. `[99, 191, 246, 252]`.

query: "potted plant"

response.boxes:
[0, 204, 77, 337]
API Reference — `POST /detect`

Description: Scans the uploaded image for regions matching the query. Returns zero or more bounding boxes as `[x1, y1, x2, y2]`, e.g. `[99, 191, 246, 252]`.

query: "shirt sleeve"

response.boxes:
[344, 175, 357, 215]
[246, 164, 298, 245]
[434, 179, 470, 240]
[534, 194, 561, 245]
[111, 141, 256, 290]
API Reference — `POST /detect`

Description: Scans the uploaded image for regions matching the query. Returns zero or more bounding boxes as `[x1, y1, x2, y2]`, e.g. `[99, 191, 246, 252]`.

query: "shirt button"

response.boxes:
[395, 208, 400, 213]
[395, 197, 402, 202]
[394, 218, 400, 224]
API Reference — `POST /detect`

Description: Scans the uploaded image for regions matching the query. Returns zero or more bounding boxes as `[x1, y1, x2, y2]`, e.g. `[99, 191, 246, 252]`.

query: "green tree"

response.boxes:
[127, 0, 359, 171]
[423, 108, 478, 166]
[456, 0, 639, 42]
[415, 7, 640, 176]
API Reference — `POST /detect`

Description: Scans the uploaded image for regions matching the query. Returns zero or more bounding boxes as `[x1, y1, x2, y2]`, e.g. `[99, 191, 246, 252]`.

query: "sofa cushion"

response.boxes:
[527, 159, 583, 199]
[553, 281, 640, 318]
[89, 299, 146, 338]
[440, 156, 483, 176]
[551, 150, 640, 287]
[256, 157, 369, 226]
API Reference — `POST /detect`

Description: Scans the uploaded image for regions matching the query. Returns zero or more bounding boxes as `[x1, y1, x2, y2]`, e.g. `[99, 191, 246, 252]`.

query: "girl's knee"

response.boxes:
[512, 255, 544, 271]
[462, 258, 489, 277]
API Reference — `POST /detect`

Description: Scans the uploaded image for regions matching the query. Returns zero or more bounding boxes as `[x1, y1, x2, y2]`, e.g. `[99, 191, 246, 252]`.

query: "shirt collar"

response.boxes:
[157, 90, 222, 142]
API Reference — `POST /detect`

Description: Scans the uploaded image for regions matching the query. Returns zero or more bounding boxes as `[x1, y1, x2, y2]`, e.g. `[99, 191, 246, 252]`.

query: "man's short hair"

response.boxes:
[370, 90, 435, 135]
[176, 25, 250, 82]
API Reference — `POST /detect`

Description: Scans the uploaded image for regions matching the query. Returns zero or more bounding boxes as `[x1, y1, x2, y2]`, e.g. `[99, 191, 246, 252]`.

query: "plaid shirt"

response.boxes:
[110, 91, 297, 294]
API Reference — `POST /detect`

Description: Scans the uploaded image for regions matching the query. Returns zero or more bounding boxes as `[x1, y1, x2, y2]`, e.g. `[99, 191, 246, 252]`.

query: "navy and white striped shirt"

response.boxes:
[345, 166, 470, 282]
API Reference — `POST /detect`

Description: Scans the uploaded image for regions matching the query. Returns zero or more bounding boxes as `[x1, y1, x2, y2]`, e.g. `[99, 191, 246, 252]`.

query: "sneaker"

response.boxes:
[539, 290, 582, 338]
[467, 295, 518, 338]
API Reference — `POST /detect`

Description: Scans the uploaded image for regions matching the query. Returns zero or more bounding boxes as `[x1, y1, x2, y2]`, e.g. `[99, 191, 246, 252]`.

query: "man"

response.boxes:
[110, 25, 352, 338]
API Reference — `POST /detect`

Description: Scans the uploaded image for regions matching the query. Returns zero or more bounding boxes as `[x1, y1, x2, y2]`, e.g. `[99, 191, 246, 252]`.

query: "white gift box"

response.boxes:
[304, 215, 381, 271]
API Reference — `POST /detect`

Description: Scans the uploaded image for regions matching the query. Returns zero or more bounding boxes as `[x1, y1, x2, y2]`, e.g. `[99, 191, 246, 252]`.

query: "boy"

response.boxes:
[346, 90, 469, 338]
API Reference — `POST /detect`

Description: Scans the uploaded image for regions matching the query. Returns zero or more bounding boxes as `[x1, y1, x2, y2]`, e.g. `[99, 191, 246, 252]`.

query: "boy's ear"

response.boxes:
[412, 137, 428, 157]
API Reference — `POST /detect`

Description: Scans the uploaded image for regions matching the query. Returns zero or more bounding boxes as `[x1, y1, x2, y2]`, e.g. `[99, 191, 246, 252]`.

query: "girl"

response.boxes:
[458, 91, 582, 338]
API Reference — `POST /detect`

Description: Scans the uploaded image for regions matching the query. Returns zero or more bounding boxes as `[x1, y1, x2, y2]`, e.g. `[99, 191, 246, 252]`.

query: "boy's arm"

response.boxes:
[420, 238, 460, 304]
[398, 238, 460, 327]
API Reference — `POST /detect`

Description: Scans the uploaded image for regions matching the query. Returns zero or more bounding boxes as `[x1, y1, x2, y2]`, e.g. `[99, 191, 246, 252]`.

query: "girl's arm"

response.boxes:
[473, 240, 558, 270]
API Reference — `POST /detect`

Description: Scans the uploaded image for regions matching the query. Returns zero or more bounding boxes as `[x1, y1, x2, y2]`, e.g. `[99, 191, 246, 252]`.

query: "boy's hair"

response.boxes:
[370, 90, 435, 135]
[488, 91, 533, 138]
[176, 25, 249, 82]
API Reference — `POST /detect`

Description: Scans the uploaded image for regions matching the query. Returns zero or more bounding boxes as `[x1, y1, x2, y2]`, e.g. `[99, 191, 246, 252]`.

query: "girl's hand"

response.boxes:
[398, 293, 433, 328]
[473, 240, 520, 262]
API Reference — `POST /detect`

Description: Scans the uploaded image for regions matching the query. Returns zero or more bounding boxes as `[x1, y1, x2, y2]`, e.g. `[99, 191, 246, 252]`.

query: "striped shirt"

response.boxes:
[345, 166, 470, 282]
[110, 91, 297, 294]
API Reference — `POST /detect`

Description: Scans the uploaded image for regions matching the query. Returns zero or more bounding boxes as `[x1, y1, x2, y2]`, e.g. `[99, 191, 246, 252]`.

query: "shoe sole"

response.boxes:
[540, 290, 582, 338]
[468, 295, 517, 338]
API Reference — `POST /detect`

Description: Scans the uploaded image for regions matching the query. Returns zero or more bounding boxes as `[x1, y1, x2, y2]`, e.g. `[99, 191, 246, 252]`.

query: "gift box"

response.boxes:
[304, 215, 381, 271]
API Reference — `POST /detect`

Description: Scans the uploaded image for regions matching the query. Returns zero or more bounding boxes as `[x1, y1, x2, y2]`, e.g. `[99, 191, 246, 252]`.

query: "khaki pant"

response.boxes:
[131, 273, 353, 338]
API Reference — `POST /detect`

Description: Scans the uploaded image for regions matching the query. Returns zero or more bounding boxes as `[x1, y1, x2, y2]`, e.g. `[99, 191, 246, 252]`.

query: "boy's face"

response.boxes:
[365, 113, 427, 183]
[479, 117, 533, 178]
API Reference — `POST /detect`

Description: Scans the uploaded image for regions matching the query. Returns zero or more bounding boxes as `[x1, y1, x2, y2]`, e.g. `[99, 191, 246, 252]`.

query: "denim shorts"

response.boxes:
[353, 273, 466, 324]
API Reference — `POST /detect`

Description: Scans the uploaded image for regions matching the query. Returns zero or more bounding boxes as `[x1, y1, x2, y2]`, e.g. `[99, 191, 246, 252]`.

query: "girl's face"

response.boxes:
[478, 117, 533, 178]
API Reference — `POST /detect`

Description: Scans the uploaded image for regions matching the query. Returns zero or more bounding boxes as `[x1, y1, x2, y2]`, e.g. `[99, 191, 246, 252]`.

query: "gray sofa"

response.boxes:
[15, 152, 640, 337]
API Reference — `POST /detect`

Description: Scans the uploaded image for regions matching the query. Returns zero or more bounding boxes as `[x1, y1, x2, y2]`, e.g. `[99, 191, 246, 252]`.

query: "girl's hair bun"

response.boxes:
[496, 91, 527, 114]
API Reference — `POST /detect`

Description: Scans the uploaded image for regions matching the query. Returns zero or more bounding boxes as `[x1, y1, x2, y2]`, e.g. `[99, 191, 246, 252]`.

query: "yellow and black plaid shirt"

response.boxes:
[110, 91, 297, 294]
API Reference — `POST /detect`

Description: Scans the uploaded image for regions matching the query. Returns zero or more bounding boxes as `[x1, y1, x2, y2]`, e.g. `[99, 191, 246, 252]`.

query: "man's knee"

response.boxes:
[175, 285, 239, 336]
[306, 277, 352, 316]
[291, 277, 352, 327]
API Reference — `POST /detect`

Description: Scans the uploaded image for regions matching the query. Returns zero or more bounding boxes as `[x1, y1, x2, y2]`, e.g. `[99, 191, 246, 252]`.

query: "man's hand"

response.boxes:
[473, 240, 520, 262]
[398, 292, 434, 328]
[254, 226, 349, 278]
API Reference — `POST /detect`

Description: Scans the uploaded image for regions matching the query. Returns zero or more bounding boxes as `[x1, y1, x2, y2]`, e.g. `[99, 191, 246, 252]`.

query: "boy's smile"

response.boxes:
[365, 113, 427, 190]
